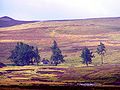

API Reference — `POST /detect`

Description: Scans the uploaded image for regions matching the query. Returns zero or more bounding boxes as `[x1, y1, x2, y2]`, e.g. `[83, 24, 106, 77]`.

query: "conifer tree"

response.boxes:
[97, 42, 106, 64]
[81, 47, 94, 66]
[50, 40, 64, 66]
[34, 47, 40, 65]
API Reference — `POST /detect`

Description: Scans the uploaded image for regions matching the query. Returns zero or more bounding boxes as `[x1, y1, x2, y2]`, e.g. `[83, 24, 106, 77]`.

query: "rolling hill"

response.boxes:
[0, 16, 38, 27]
[0, 17, 120, 64]
[1, 17, 120, 88]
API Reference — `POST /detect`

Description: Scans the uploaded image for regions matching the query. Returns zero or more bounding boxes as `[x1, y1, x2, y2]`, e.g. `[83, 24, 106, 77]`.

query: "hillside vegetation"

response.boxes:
[0, 17, 120, 64]
[1, 17, 120, 87]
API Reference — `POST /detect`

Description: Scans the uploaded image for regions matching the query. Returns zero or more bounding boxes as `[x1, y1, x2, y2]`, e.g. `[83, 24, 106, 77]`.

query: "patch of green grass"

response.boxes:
[49, 77, 58, 81]
[0, 75, 6, 79]
[64, 56, 82, 65]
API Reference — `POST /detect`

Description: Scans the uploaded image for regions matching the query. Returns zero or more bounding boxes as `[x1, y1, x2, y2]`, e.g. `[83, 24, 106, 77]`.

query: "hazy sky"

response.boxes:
[0, 0, 120, 20]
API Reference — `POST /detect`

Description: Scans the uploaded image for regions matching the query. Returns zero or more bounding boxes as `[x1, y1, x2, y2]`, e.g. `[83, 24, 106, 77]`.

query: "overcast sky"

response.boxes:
[0, 0, 120, 20]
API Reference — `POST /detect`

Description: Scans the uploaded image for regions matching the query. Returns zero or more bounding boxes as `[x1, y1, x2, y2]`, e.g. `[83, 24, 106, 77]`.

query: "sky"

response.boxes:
[0, 0, 120, 21]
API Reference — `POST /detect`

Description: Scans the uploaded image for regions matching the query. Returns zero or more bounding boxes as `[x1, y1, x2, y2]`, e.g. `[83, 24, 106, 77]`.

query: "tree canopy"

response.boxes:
[50, 40, 64, 66]
[81, 47, 94, 66]
[9, 42, 40, 66]
[97, 42, 106, 64]
[97, 42, 106, 55]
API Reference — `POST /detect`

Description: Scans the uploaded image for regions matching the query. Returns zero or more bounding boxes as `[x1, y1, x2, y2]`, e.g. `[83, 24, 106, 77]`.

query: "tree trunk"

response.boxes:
[101, 54, 104, 64]
[86, 61, 88, 66]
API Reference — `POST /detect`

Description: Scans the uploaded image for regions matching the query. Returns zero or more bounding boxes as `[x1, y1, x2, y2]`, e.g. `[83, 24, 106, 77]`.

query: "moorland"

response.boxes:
[0, 16, 120, 88]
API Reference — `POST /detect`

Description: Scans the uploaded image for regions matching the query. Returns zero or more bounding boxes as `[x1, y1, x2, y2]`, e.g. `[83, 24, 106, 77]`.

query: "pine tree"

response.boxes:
[81, 47, 94, 66]
[50, 40, 64, 66]
[34, 47, 40, 65]
[97, 42, 106, 64]
[8, 42, 40, 66]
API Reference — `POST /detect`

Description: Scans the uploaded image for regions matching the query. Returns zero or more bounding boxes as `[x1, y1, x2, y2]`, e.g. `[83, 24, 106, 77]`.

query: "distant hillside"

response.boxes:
[0, 16, 38, 27]
[1, 17, 120, 64]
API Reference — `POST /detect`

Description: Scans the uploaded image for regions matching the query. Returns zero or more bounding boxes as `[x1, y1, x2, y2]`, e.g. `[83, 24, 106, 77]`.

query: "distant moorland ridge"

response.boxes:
[0, 16, 38, 27]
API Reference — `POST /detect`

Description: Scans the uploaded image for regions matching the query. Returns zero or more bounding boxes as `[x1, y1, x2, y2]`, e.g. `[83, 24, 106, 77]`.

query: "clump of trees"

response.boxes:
[50, 40, 65, 66]
[9, 41, 65, 66]
[80, 47, 94, 66]
[80, 42, 106, 66]
[96, 42, 106, 64]
[9, 42, 40, 66]
[9, 41, 106, 66]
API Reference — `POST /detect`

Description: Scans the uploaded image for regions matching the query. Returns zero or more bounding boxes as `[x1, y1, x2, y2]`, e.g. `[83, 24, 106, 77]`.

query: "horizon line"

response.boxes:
[0, 15, 120, 21]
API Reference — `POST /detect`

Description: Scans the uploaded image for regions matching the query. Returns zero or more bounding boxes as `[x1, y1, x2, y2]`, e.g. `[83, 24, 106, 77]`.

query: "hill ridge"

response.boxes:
[0, 16, 38, 28]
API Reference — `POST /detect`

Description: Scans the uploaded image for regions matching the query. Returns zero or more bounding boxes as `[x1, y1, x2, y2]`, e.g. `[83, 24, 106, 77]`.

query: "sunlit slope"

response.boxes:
[0, 17, 120, 64]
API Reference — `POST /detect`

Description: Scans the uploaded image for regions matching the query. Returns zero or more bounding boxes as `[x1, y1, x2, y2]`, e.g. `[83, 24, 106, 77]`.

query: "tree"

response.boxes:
[8, 42, 40, 66]
[80, 47, 94, 66]
[50, 40, 64, 66]
[97, 42, 106, 64]
[34, 47, 40, 65]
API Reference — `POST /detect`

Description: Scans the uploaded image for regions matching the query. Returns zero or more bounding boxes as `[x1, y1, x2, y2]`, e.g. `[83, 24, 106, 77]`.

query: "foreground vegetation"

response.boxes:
[0, 64, 120, 87]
